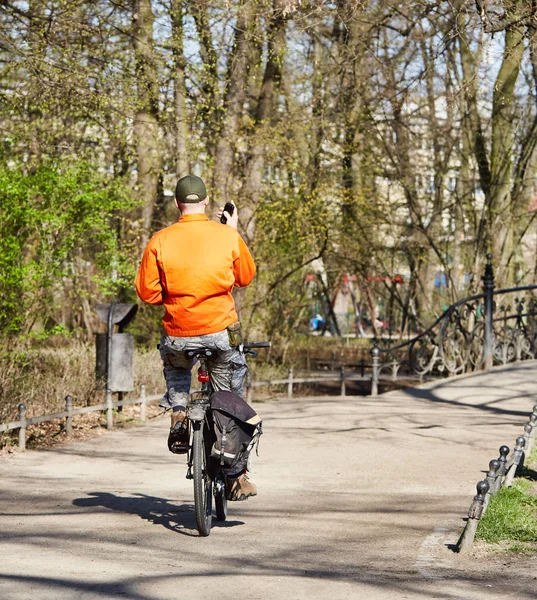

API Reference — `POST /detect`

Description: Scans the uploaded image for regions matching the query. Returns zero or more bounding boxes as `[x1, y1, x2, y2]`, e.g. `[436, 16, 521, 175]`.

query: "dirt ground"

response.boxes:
[1, 362, 537, 599]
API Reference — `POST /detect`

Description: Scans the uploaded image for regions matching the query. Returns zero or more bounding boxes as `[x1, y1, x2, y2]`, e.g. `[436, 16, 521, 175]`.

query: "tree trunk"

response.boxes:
[305, 28, 326, 196]
[457, 1, 526, 284]
[171, 0, 190, 178]
[240, 0, 287, 241]
[489, 15, 525, 277]
[190, 0, 220, 155]
[27, 0, 46, 166]
[212, 0, 257, 205]
[133, 0, 161, 242]
[337, 0, 369, 218]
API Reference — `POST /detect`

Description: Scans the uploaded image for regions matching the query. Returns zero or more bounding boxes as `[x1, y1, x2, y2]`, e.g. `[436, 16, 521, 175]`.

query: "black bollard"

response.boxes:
[494, 445, 510, 492]
[504, 436, 526, 486]
[523, 422, 533, 454]
[458, 480, 490, 553]
[483, 460, 500, 513]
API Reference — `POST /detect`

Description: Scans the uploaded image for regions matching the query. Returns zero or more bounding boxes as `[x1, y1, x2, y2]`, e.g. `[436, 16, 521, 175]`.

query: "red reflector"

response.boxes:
[198, 369, 210, 383]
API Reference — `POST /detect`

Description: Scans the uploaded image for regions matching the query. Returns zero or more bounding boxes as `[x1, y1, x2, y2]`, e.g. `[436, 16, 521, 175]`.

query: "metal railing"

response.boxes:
[0, 386, 161, 451]
[372, 255, 537, 387]
[245, 366, 375, 402]
[5, 255, 537, 450]
[1, 365, 386, 452]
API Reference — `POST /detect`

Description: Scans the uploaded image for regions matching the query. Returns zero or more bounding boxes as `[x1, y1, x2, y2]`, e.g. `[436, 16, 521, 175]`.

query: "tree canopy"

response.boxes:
[2, 0, 537, 341]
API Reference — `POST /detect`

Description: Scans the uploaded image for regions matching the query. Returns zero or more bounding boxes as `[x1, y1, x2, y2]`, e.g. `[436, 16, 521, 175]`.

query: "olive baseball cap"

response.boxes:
[175, 175, 207, 203]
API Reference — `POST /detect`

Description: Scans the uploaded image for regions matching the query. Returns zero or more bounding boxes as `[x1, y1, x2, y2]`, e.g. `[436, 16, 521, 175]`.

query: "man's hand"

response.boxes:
[217, 202, 238, 229]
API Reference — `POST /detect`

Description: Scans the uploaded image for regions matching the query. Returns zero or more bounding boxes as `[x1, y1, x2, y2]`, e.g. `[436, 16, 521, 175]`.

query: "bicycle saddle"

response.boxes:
[184, 347, 215, 358]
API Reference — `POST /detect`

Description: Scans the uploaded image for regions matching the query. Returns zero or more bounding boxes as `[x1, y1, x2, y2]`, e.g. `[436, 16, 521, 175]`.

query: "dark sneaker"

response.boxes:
[226, 472, 257, 501]
[168, 411, 188, 454]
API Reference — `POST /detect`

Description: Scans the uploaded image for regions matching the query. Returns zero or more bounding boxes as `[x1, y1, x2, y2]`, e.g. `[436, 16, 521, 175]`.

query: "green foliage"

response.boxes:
[0, 161, 139, 335]
[249, 188, 331, 338]
[256, 189, 329, 258]
[477, 479, 537, 546]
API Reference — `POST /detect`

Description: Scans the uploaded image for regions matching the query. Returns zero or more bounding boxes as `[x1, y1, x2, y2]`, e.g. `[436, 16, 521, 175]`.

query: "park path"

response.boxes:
[1, 362, 537, 600]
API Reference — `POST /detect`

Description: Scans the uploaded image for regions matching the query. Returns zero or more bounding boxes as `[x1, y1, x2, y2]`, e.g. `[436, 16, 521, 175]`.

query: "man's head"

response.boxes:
[175, 175, 209, 215]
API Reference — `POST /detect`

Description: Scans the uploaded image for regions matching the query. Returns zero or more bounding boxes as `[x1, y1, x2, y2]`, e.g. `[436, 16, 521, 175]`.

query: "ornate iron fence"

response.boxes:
[374, 255, 537, 383]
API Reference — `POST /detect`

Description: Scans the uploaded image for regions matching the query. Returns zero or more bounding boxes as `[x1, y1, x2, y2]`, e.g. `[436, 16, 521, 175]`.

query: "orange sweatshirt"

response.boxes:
[135, 214, 256, 336]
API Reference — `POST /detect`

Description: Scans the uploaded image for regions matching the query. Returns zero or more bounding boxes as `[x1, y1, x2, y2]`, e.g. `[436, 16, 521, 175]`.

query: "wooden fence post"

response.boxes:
[340, 365, 346, 397]
[18, 403, 26, 451]
[139, 385, 147, 422]
[287, 368, 294, 399]
[65, 395, 73, 436]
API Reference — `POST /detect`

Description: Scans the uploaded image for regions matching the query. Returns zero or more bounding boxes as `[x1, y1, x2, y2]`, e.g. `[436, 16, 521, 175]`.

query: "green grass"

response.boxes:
[476, 478, 537, 548]
[528, 445, 537, 465]
[505, 542, 537, 553]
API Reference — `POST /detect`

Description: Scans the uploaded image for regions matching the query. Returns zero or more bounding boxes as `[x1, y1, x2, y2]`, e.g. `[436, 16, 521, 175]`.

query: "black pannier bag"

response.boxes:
[209, 390, 262, 478]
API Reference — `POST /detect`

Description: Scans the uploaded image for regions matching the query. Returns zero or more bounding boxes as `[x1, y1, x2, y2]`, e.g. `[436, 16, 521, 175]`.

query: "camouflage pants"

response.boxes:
[158, 329, 247, 410]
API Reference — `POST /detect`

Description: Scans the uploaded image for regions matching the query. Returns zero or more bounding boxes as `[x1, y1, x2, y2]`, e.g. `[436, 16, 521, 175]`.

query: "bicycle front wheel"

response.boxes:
[192, 422, 212, 536]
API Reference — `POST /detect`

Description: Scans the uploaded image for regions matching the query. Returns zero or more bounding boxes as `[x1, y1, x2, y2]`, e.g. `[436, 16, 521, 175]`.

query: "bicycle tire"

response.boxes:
[192, 423, 212, 536]
[215, 480, 227, 521]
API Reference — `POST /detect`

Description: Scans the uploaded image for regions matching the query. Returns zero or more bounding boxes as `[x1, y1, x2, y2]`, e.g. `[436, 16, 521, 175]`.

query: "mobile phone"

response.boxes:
[220, 202, 235, 224]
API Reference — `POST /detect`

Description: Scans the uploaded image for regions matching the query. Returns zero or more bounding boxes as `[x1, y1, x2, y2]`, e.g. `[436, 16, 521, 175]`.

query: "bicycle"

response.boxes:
[183, 341, 270, 537]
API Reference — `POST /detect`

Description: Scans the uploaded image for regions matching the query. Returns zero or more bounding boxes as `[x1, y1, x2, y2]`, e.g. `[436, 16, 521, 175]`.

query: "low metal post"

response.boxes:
[523, 422, 533, 454]
[287, 368, 294, 399]
[391, 359, 399, 381]
[482, 254, 495, 371]
[504, 436, 526, 487]
[340, 365, 346, 397]
[483, 460, 500, 513]
[360, 358, 365, 377]
[515, 332, 522, 362]
[494, 445, 510, 492]
[370, 346, 380, 397]
[106, 389, 114, 430]
[458, 480, 489, 553]
[18, 403, 26, 451]
[106, 302, 116, 431]
[530, 413, 537, 446]
[139, 385, 147, 422]
[65, 395, 73, 436]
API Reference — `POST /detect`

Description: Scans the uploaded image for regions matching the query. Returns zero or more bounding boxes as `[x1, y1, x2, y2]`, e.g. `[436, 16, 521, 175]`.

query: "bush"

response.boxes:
[0, 338, 163, 446]
[0, 160, 139, 336]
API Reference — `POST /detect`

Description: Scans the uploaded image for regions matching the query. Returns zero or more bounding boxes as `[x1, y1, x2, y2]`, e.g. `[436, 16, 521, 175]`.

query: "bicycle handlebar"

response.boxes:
[242, 341, 271, 349]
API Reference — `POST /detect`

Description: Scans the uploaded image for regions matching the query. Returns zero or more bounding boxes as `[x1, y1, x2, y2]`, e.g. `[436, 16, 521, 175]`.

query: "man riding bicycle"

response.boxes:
[135, 175, 257, 501]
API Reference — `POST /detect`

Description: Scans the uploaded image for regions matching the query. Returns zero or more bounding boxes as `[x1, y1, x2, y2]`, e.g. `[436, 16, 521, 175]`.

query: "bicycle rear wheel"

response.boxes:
[192, 423, 212, 536]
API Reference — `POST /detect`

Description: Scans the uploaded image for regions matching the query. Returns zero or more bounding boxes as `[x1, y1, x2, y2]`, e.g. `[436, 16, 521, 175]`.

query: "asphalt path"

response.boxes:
[2, 362, 537, 599]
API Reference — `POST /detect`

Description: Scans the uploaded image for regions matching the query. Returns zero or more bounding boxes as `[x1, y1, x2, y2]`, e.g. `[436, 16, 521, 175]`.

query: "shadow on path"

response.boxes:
[402, 385, 532, 418]
[72, 492, 243, 536]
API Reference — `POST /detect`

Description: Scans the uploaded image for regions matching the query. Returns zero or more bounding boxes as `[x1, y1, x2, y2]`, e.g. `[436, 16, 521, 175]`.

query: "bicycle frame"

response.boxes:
[180, 342, 270, 536]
